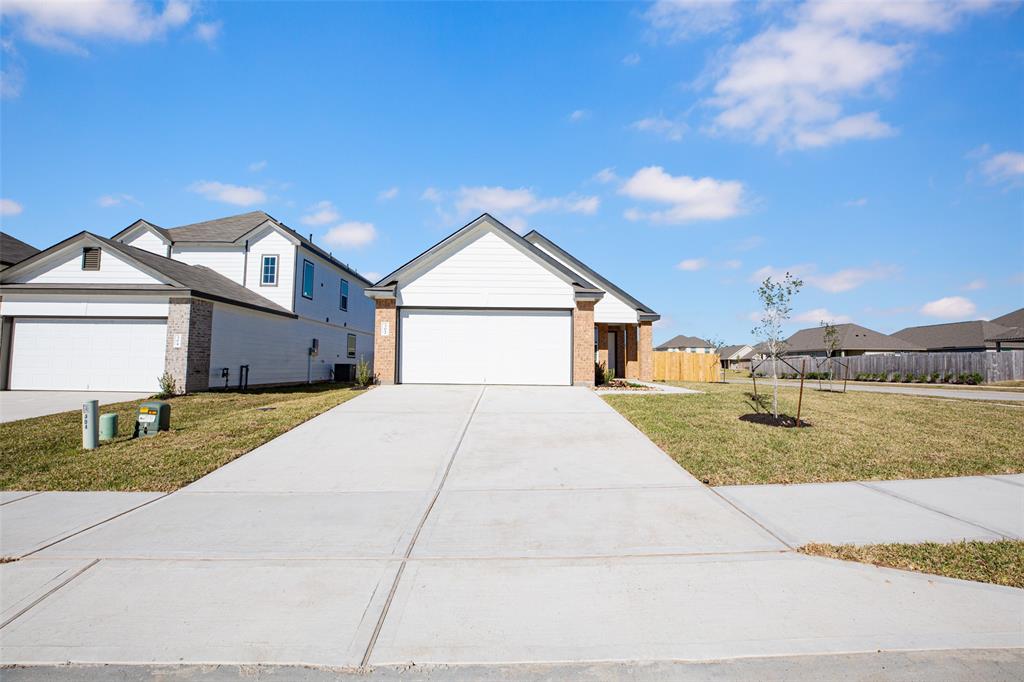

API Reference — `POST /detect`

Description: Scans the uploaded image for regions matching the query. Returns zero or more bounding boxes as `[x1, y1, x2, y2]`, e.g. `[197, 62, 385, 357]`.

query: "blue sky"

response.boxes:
[1, 0, 1022, 345]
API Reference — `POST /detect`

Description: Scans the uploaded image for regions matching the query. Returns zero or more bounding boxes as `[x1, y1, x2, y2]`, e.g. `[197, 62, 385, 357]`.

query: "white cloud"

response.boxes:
[630, 114, 687, 142]
[247, 160, 267, 172]
[1, 38, 24, 98]
[620, 166, 745, 223]
[622, 52, 641, 66]
[194, 20, 221, 45]
[0, 198, 24, 216]
[920, 296, 976, 319]
[323, 221, 376, 248]
[421, 187, 443, 203]
[643, 0, 739, 42]
[189, 180, 265, 206]
[97, 193, 140, 208]
[377, 187, 399, 201]
[793, 308, 852, 324]
[963, 278, 986, 291]
[361, 271, 382, 283]
[593, 167, 618, 184]
[301, 200, 340, 226]
[980, 150, 1024, 186]
[455, 185, 599, 217]
[676, 258, 707, 271]
[723, 259, 742, 269]
[751, 263, 896, 293]
[844, 197, 868, 207]
[704, 1, 994, 149]
[568, 109, 590, 123]
[1, 0, 196, 54]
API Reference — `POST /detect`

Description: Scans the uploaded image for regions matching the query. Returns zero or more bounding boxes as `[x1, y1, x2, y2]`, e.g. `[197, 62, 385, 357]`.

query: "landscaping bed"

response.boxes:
[800, 540, 1024, 588]
[0, 384, 366, 492]
[603, 382, 1024, 485]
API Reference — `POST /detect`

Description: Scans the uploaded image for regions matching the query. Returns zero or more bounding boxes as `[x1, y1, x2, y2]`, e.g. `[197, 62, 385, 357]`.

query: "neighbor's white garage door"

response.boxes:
[9, 318, 168, 392]
[399, 309, 571, 385]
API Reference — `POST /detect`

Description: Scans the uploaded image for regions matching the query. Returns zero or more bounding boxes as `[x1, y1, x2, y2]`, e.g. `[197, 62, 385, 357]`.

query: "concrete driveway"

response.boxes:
[0, 391, 149, 423]
[1, 385, 1021, 674]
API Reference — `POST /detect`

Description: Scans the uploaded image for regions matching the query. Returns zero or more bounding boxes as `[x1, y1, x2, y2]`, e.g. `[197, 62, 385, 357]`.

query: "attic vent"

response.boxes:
[81, 247, 101, 271]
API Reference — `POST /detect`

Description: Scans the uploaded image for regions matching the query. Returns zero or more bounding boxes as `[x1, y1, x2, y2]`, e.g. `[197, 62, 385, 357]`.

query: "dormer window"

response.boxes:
[82, 247, 101, 271]
[261, 255, 278, 286]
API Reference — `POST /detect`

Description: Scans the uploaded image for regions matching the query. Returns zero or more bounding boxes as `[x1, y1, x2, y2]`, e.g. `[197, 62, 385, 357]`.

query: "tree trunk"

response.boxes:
[771, 356, 779, 419]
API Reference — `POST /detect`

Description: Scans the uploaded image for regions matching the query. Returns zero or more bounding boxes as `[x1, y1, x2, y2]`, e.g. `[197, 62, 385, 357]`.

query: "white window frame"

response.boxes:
[347, 333, 357, 358]
[260, 254, 279, 287]
[339, 278, 349, 311]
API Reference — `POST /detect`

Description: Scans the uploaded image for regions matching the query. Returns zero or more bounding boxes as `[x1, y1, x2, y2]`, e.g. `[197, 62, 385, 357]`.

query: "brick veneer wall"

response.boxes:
[165, 297, 213, 394]
[625, 324, 639, 379]
[373, 298, 397, 384]
[572, 300, 596, 386]
[639, 320, 653, 381]
[596, 322, 608, 369]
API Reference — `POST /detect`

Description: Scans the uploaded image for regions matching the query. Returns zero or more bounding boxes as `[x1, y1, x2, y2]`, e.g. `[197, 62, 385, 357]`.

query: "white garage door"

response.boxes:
[399, 309, 571, 385]
[9, 318, 168, 392]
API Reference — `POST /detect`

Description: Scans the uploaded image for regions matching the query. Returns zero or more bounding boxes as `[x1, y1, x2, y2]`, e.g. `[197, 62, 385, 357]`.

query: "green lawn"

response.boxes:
[0, 384, 366, 492]
[800, 541, 1024, 588]
[604, 382, 1024, 485]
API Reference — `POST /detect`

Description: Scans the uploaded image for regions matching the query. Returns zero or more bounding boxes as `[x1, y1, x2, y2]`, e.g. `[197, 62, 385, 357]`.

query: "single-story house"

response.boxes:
[718, 344, 754, 368]
[892, 319, 1021, 352]
[656, 335, 715, 353]
[0, 211, 374, 392]
[0, 232, 39, 270]
[783, 323, 920, 357]
[987, 326, 1024, 351]
[364, 213, 659, 386]
[992, 307, 1024, 330]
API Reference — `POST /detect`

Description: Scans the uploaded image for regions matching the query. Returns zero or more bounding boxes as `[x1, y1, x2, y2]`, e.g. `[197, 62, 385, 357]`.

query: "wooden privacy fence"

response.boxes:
[752, 350, 1024, 383]
[653, 351, 721, 382]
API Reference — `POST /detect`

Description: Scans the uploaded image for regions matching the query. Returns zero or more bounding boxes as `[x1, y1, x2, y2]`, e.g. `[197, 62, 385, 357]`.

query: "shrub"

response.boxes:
[156, 371, 178, 398]
[355, 355, 373, 387]
[604, 364, 616, 384]
[929, 372, 940, 383]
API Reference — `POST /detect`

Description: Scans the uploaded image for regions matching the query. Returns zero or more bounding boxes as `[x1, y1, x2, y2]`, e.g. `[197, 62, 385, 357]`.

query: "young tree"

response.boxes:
[709, 337, 727, 382]
[751, 273, 804, 419]
[820, 320, 841, 392]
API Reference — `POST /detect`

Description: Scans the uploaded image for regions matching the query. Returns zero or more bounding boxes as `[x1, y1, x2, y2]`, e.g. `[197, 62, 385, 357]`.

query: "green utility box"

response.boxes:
[99, 413, 118, 441]
[134, 401, 170, 438]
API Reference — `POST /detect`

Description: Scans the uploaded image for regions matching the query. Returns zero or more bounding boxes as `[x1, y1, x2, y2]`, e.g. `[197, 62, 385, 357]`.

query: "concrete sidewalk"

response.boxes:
[1, 385, 1021, 676]
[716, 475, 1024, 546]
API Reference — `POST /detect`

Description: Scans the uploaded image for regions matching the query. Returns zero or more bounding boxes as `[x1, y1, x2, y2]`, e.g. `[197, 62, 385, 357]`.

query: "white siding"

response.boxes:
[13, 247, 164, 285]
[243, 229, 296, 311]
[208, 304, 374, 387]
[122, 229, 169, 256]
[0, 294, 169, 318]
[531, 242, 638, 324]
[171, 246, 245, 284]
[398, 231, 574, 308]
[292, 248, 374, 335]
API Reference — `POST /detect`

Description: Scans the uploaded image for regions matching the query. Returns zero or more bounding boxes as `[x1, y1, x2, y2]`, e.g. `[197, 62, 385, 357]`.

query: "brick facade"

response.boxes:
[165, 297, 213, 394]
[639, 320, 654, 381]
[572, 300, 596, 386]
[625, 324, 639, 379]
[595, 322, 608, 369]
[373, 298, 397, 384]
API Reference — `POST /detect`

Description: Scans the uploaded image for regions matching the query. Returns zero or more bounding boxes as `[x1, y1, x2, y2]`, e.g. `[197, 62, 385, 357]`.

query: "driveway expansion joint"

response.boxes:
[856, 481, 1016, 540]
[0, 558, 100, 630]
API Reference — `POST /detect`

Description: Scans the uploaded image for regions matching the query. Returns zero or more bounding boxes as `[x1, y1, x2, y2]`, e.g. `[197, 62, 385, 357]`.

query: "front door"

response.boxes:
[607, 330, 618, 379]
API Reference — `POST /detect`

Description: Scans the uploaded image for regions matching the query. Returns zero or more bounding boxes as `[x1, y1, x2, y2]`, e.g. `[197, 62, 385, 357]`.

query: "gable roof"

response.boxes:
[718, 344, 748, 359]
[369, 213, 602, 297]
[892, 319, 1012, 350]
[656, 334, 713, 350]
[987, 326, 1024, 343]
[0, 232, 40, 266]
[785, 323, 920, 353]
[113, 211, 373, 286]
[523, 230, 659, 321]
[0, 232, 294, 318]
[992, 307, 1024, 330]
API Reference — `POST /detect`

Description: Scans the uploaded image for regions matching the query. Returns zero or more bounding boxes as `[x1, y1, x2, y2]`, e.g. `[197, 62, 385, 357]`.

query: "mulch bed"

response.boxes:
[738, 413, 811, 428]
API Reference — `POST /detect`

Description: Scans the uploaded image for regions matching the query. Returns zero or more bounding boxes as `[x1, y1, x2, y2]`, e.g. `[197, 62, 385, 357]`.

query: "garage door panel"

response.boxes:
[10, 318, 167, 392]
[400, 309, 570, 386]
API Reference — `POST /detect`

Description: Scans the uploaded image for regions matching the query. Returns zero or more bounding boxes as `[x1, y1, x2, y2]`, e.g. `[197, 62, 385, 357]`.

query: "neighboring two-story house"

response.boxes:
[0, 211, 374, 392]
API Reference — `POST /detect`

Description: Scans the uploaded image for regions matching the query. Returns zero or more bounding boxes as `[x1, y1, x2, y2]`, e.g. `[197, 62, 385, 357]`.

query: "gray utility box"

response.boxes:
[135, 401, 170, 438]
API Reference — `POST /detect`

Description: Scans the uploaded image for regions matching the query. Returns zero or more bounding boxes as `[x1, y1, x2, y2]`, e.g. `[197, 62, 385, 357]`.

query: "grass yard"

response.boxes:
[604, 382, 1024, 485]
[0, 384, 366, 492]
[800, 541, 1024, 588]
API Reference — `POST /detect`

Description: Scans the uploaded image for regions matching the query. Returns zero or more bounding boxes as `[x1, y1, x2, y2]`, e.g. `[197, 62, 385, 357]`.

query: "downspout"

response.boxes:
[242, 239, 249, 287]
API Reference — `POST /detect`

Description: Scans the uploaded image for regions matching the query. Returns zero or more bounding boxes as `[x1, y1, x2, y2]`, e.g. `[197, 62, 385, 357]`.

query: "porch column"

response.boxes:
[166, 297, 213, 394]
[625, 324, 639, 379]
[572, 300, 596, 386]
[373, 298, 397, 384]
[614, 325, 626, 380]
[639, 320, 654, 381]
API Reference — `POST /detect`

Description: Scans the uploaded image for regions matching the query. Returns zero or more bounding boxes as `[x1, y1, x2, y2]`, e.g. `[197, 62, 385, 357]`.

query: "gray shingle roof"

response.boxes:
[892, 320, 1012, 350]
[784, 323, 920, 353]
[987, 326, 1024, 343]
[718, 344, 747, 359]
[0, 232, 39, 266]
[656, 334, 713, 350]
[992, 307, 1024, 330]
